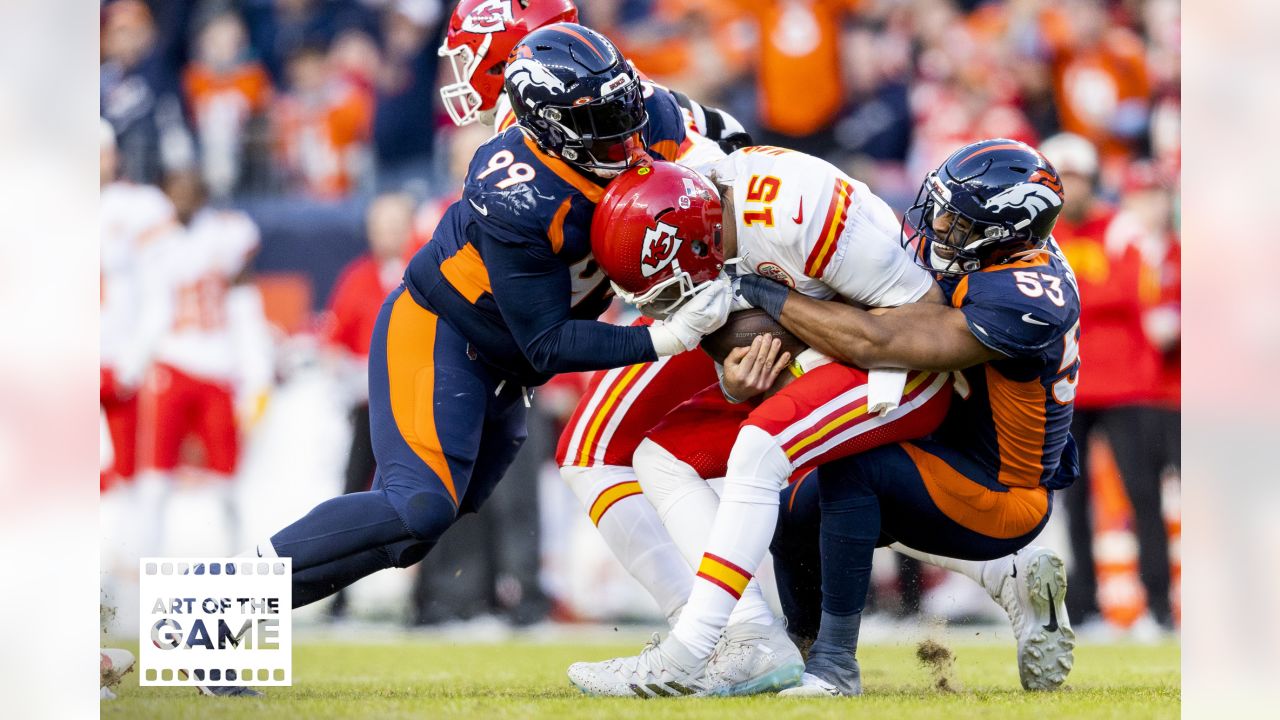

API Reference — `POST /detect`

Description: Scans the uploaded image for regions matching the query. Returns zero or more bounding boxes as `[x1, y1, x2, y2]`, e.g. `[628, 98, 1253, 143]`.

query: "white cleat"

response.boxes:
[987, 546, 1076, 690]
[777, 672, 846, 697]
[704, 622, 805, 696]
[568, 633, 710, 698]
[100, 647, 135, 700]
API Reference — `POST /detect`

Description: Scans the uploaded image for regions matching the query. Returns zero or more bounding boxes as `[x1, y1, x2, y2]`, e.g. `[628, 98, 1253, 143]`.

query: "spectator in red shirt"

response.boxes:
[1043, 132, 1173, 634]
[319, 191, 415, 617]
[1120, 161, 1181, 477]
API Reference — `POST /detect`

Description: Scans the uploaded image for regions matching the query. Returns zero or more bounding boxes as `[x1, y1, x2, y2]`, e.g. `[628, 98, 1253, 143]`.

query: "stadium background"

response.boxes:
[98, 0, 1181, 641]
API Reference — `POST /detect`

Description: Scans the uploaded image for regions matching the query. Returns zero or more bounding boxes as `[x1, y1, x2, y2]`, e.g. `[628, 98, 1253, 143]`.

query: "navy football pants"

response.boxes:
[272, 287, 526, 606]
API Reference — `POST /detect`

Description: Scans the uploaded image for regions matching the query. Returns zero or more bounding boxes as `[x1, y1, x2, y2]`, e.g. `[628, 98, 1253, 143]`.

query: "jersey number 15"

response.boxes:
[743, 175, 781, 227]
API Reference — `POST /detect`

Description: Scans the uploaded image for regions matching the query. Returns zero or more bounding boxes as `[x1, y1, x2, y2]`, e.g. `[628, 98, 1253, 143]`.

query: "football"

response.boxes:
[700, 308, 807, 365]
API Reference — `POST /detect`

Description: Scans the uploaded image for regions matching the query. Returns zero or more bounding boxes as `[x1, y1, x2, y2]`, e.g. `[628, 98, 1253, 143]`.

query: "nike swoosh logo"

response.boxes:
[792, 197, 804, 224]
[1022, 313, 1049, 326]
[1042, 585, 1059, 632]
[469, 198, 489, 216]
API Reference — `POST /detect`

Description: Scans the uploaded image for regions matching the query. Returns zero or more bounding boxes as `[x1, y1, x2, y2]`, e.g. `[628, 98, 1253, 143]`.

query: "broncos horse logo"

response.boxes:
[506, 57, 567, 97]
[984, 181, 1064, 228]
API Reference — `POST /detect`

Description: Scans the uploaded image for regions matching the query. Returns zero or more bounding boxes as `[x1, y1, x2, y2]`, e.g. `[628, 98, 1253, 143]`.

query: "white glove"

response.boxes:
[728, 274, 755, 312]
[648, 276, 733, 356]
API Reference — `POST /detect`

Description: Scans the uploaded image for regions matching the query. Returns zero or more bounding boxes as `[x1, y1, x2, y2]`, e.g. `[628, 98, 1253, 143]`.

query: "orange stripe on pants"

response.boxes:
[903, 442, 1048, 540]
[385, 292, 457, 505]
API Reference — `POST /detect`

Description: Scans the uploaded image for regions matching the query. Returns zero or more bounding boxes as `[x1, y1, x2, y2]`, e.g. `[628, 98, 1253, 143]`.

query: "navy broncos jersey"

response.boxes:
[404, 85, 692, 386]
[934, 241, 1082, 489]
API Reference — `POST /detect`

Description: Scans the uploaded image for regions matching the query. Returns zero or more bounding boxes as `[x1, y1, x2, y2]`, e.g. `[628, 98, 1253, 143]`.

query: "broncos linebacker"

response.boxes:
[751, 139, 1082, 696]
[204, 24, 734, 696]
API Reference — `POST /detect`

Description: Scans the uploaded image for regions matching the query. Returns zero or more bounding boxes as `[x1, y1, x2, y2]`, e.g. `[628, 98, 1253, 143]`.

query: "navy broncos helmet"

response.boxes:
[503, 23, 647, 175]
[905, 138, 1066, 275]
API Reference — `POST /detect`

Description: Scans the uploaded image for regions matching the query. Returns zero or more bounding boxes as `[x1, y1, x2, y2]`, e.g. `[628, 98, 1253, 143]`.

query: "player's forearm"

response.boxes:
[737, 274, 891, 366]
[522, 320, 657, 375]
[774, 292, 892, 368]
[783, 295, 999, 371]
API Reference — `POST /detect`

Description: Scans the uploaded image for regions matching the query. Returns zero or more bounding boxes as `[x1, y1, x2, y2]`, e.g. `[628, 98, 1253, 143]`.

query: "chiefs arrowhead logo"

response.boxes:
[640, 222, 683, 278]
[460, 0, 513, 34]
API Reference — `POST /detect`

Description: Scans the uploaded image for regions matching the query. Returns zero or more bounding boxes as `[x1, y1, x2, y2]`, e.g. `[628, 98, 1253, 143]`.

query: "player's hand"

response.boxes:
[649, 276, 733, 355]
[722, 334, 791, 402]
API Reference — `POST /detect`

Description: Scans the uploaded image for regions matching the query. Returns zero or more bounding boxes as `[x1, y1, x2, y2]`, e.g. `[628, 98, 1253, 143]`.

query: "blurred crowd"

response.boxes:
[100, 0, 1180, 637]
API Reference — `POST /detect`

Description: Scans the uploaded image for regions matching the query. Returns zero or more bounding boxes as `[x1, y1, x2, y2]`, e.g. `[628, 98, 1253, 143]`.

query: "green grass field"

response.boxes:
[104, 636, 1180, 719]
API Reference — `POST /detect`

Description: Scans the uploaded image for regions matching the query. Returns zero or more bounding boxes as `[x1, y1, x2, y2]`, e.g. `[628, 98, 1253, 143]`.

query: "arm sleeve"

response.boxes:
[479, 228, 657, 374]
[670, 90, 753, 151]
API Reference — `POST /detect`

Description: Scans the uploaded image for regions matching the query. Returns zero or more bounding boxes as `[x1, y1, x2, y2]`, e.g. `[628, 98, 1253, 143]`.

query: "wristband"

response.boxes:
[737, 274, 789, 320]
[647, 324, 687, 357]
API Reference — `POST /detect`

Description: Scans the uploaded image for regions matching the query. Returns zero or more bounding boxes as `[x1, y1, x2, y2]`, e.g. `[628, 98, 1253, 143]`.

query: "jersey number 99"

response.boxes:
[477, 150, 536, 189]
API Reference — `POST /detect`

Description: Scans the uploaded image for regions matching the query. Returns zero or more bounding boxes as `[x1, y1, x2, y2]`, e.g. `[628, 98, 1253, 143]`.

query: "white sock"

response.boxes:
[669, 427, 790, 658]
[133, 470, 170, 557]
[561, 464, 692, 621]
[634, 440, 777, 629]
[891, 542, 1012, 594]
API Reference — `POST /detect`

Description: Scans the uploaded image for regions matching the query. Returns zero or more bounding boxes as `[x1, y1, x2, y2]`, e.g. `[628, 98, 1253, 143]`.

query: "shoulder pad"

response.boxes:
[464, 129, 567, 230]
[642, 87, 688, 159]
[463, 129, 603, 249]
[958, 258, 1080, 356]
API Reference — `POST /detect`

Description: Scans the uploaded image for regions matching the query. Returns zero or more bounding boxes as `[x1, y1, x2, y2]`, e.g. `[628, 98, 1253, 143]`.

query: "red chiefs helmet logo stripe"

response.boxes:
[805, 179, 854, 277]
[640, 221, 684, 278]
[460, 0, 513, 34]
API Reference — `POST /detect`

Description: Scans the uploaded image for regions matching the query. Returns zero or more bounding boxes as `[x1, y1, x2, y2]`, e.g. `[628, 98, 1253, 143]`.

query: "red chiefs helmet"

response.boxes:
[438, 0, 578, 126]
[592, 161, 725, 318]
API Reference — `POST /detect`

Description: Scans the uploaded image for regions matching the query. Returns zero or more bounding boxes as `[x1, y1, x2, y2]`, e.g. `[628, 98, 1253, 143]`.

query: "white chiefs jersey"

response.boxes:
[147, 208, 261, 382]
[101, 181, 176, 371]
[712, 146, 934, 307]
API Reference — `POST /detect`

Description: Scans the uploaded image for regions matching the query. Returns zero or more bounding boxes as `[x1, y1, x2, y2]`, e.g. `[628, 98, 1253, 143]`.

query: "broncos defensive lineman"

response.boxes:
[749, 139, 1082, 696]
[207, 24, 734, 696]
